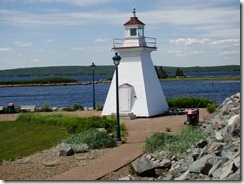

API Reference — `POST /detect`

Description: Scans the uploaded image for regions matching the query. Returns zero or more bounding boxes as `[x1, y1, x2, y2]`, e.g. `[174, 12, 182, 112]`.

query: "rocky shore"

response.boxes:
[112, 92, 240, 181]
[0, 79, 110, 88]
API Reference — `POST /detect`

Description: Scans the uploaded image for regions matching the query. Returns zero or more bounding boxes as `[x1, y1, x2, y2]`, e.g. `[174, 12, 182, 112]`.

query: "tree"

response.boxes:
[175, 68, 185, 77]
[158, 66, 168, 79]
[155, 66, 168, 79]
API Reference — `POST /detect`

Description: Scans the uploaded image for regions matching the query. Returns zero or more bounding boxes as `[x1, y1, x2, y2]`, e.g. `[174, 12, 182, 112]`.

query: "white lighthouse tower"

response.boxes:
[102, 9, 168, 117]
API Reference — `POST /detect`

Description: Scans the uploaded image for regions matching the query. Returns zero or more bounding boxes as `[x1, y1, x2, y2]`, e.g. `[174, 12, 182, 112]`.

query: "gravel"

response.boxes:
[0, 147, 114, 180]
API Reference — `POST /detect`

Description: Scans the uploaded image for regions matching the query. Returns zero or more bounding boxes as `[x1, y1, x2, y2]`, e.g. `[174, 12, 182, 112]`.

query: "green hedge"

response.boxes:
[166, 96, 213, 108]
[16, 113, 116, 134]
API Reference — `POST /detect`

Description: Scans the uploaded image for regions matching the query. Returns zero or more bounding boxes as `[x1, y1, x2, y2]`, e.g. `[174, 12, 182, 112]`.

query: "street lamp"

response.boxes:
[112, 52, 121, 141]
[91, 62, 96, 110]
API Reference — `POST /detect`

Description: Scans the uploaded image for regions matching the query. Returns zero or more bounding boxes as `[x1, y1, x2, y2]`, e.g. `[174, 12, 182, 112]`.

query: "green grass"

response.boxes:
[143, 125, 206, 158]
[0, 121, 68, 163]
[16, 113, 116, 134]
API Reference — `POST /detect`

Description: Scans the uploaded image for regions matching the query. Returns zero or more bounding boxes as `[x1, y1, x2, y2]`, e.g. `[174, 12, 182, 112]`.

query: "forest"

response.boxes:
[0, 65, 240, 77]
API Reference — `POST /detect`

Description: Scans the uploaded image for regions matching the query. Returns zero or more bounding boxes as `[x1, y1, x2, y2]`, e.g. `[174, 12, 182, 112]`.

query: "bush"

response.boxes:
[63, 129, 116, 149]
[41, 102, 52, 112]
[96, 103, 104, 111]
[207, 103, 216, 113]
[166, 96, 213, 108]
[72, 104, 84, 111]
[143, 125, 206, 158]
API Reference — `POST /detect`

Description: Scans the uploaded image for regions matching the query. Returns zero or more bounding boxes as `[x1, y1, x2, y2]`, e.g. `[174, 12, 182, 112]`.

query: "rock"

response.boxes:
[119, 176, 130, 180]
[208, 160, 222, 177]
[220, 161, 236, 179]
[131, 156, 155, 177]
[154, 159, 171, 168]
[208, 142, 225, 156]
[97, 128, 107, 133]
[189, 155, 213, 174]
[196, 140, 208, 148]
[215, 131, 223, 141]
[163, 173, 173, 180]
[56, 143, 74, 157]
[175, 169, 190, 180]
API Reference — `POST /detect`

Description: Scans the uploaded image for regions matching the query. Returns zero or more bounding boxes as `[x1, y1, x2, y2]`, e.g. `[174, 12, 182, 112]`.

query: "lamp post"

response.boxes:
[112, 52, 121, 141]
[91, 62, 96, 110]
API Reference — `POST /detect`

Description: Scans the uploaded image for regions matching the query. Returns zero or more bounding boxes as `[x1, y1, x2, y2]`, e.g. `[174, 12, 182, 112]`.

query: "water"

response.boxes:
[0, 79, 240, 108]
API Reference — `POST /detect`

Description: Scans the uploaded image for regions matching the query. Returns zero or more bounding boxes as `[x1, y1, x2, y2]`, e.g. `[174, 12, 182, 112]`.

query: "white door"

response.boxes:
[119, 87, 131, 112]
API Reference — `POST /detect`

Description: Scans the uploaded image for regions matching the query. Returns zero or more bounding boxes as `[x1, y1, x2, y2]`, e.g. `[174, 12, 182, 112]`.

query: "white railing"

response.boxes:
[113, 37, 156, 48]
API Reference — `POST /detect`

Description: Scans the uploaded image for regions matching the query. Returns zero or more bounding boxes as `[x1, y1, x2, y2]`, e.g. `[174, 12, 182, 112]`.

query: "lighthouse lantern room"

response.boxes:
[102, 9, 168, 117]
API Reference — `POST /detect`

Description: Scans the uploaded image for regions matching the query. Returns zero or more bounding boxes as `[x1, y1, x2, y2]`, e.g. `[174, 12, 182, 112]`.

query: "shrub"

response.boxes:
[63, 129, 116, 149]
[41, 102, 52, 112]
[96, 103, 103, 111]
[72, 104, 84, 111]
[143, 125, 206, 158]
[166, 96, 213, 108]
[207, 103, 216, 113]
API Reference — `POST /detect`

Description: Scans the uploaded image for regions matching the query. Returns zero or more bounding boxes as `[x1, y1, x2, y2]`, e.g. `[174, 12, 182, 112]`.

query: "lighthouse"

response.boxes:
[102, 9, 168, 117]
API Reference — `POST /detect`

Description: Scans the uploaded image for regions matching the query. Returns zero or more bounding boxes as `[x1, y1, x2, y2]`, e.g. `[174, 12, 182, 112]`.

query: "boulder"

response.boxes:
[56, 143, 74, 157]
[189, 155, 213, 174]
[131, 156, 155, 177]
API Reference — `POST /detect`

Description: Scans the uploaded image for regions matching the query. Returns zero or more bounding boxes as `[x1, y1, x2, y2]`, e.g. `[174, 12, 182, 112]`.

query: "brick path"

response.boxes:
[51, 109, 209, 180]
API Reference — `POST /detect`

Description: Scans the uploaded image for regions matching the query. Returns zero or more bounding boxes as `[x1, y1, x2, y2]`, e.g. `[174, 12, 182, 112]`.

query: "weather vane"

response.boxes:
[132, 8, 136, 17]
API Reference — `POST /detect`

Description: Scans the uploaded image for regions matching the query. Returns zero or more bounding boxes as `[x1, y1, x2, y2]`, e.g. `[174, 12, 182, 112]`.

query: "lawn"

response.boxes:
[0, 121, 68, 163]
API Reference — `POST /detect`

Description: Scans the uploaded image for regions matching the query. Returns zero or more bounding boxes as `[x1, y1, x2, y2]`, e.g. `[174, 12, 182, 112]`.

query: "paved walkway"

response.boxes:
[51, 109, 209, 181]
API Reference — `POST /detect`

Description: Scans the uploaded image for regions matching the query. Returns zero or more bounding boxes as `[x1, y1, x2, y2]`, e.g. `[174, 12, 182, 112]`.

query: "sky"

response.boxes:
[0, 0, 241, 70]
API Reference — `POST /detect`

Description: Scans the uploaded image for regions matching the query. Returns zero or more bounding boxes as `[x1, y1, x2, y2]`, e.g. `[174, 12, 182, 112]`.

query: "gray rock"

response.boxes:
[196, 140, 208, 148]
[163, 173, 173, 180]
[97, 128, 107, 133]
[71, 144, 89, 153]
[131, 156, 155, 176]
[175, 169, 190, 180]
[56, 143, 74, 157]
[119, 176, 130, 180]
[189, 155, 213, 174]
[208, 160, 222, 177]
[154, 158, 171, 168]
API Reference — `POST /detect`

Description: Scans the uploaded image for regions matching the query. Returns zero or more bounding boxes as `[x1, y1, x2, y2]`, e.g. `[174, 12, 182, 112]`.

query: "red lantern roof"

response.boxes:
[124, 16, 145, 26]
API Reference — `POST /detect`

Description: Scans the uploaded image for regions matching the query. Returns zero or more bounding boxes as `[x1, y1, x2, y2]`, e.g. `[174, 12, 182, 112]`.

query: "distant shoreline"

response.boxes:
[0, 76, 239, 88]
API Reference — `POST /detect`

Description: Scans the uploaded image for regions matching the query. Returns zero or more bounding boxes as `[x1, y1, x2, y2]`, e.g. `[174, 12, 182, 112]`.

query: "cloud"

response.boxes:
[0, 47, 12, 52]
[170, 38, 240, 48]
[14, 41, 33, 47]
[94, 38, 109, 43]
[167, 50, 204, 56]
[219, 50, 240, 56]
[71, 47, 89, 52]
[44, 39, 53, 43]
[30, 58, 40, 63]
[211, 39, 240, 48]
[170, 38, 211, 45]
[21, 0, 114, 7]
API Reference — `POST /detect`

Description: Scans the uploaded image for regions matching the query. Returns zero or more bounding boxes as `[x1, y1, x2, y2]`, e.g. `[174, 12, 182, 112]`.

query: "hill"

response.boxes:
[0, 65, 240, 77]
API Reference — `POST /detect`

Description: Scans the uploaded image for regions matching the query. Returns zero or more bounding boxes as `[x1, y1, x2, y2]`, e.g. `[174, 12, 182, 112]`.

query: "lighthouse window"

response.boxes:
[130, 28, 137, 36]
[138, 29, 143, 36]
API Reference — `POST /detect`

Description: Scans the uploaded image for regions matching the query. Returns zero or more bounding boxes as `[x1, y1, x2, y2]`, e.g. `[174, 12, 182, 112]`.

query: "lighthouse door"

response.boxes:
[119, 84, 132, 112]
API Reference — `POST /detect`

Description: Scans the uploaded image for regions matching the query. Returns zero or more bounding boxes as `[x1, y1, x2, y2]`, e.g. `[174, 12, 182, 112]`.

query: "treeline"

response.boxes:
[0, 65, 240, 77]
[0, 77, 77, 85]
